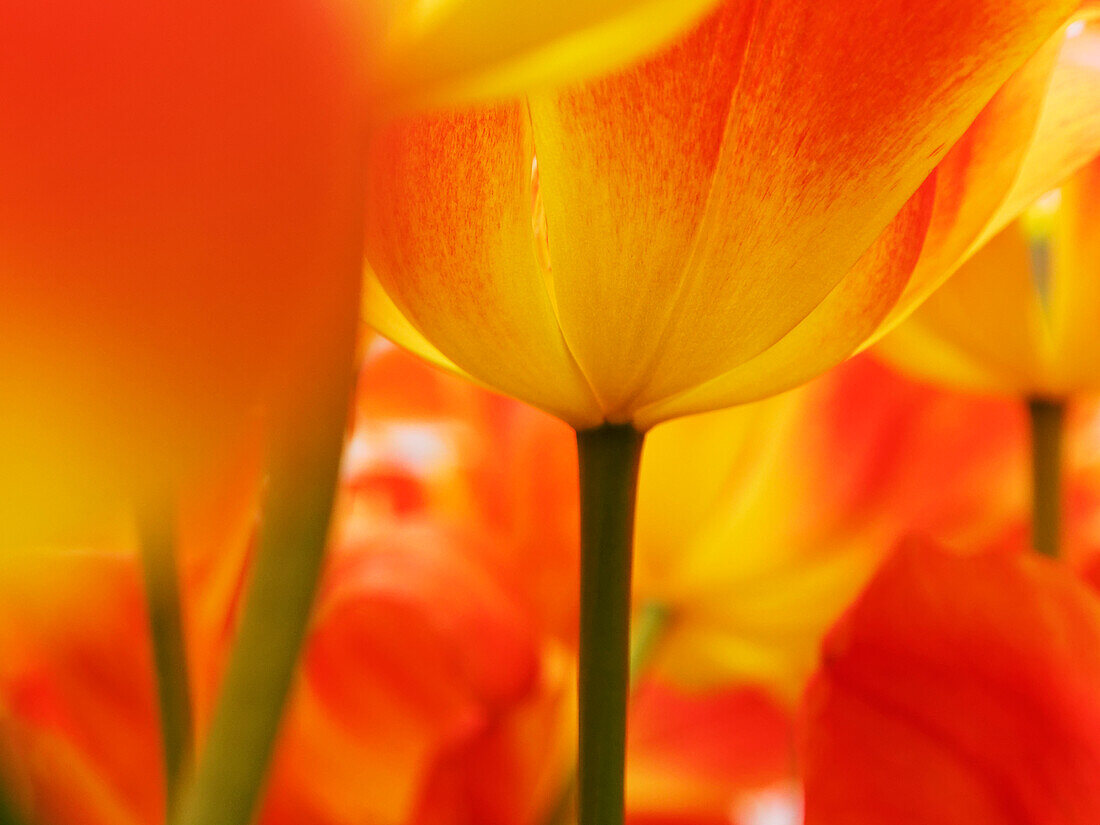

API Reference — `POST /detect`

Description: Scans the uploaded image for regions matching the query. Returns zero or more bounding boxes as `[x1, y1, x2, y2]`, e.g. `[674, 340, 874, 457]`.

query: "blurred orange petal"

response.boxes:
[803, 540, 1100, 825]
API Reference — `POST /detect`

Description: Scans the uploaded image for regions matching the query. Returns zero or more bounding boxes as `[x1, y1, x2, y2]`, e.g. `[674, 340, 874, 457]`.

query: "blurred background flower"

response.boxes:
[802, 540, 1100, 825]
[878, 152, 1100, 398]
[7, 343, 1100, 825]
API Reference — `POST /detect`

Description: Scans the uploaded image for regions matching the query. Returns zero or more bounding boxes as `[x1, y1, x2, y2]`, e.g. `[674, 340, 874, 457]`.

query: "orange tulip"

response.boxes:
[802, 540, 1100, 825]
[364, 1, 1099, 430]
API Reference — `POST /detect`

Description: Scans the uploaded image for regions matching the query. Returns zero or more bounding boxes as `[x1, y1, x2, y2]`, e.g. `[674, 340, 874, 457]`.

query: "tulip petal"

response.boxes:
[1047, 158, 1100, 390]
[526, 1, 757, 418]
[633, 177, 934, 426]
[876, 154, 1100, 396]
[372, 0, 721, 109]
[362, 263, 469, 380]
[0, 2, 366, 546]
[803, 542, 1100, 825]
[530, 0, 1080, 419]
[627, 682, 794, 822]
[363, 104, 603, 428]
[874, 222, 1048, 395]
[874, 16, 1100, 336]
[265, 527, 541, 825]
[982, 19, 1100, 247]
[634, 357, 1030, 696]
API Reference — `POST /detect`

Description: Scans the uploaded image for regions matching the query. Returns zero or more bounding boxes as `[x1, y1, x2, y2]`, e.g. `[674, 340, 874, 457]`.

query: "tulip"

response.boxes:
[872, 21, 1100, 560]
[0, 2, 728, 823]
[802, 540, 1100, 825]
[363, 5, 1100, 428]
[877, 139, 1100, 557]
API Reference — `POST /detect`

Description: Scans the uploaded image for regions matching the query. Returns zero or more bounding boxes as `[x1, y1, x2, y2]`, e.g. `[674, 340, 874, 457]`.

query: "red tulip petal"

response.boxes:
[803, 541, 1100, 825]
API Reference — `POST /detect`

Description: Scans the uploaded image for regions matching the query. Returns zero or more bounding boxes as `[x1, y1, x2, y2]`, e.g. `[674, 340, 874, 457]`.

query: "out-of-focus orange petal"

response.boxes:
[372, 0, 722, 110]
[409, 646, 575, 825]
[0, 554, 162, 825]
[261, 524, 543, 825]
[0, 2, 367, 547]
[803, 541, 1100, 825]
[626, 682, 793, 824]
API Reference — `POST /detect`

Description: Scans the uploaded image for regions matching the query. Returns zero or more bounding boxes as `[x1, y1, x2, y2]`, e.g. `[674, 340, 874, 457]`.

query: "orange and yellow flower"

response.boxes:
[364, 1, 1100, 430]
[877, 152, 1100, 398]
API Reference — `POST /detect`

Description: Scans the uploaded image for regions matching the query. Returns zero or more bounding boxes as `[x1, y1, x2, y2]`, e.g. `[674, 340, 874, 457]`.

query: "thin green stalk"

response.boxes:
[173, 395, 354, 825]
[576, 424, 645, 825]
[173, 448, 343, 825]
[1029, 397, 1065, 559]
[139, 503, 194, 817]
[543, 599, 671, 825]
[0, 780, 28, 825]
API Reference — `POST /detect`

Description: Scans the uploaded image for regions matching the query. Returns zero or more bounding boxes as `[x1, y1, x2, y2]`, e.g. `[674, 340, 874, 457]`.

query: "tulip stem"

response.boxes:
[576, 423, 645, 825]
[139, 503, 195, 817]
[1029, 397, 1065, 559]
[173, 403, 351, 825]
[543, 598, 670, 825]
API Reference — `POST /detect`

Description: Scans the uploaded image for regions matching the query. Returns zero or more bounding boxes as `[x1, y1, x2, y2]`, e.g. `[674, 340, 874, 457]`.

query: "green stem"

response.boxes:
[576, 424, 645, 825]
[0, 778, 28, 825]
[139, 503, 194, 817]
[543, 599, 670, 825]
[173, 406, 351, 825]
[1029, 397, 1065, 559]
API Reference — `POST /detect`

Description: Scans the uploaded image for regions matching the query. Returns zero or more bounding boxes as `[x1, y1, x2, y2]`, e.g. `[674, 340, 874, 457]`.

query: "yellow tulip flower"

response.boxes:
[364, 1, 1100, 431]
[877, 159, 1100, 398]
[875, 20, 1100, 557]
